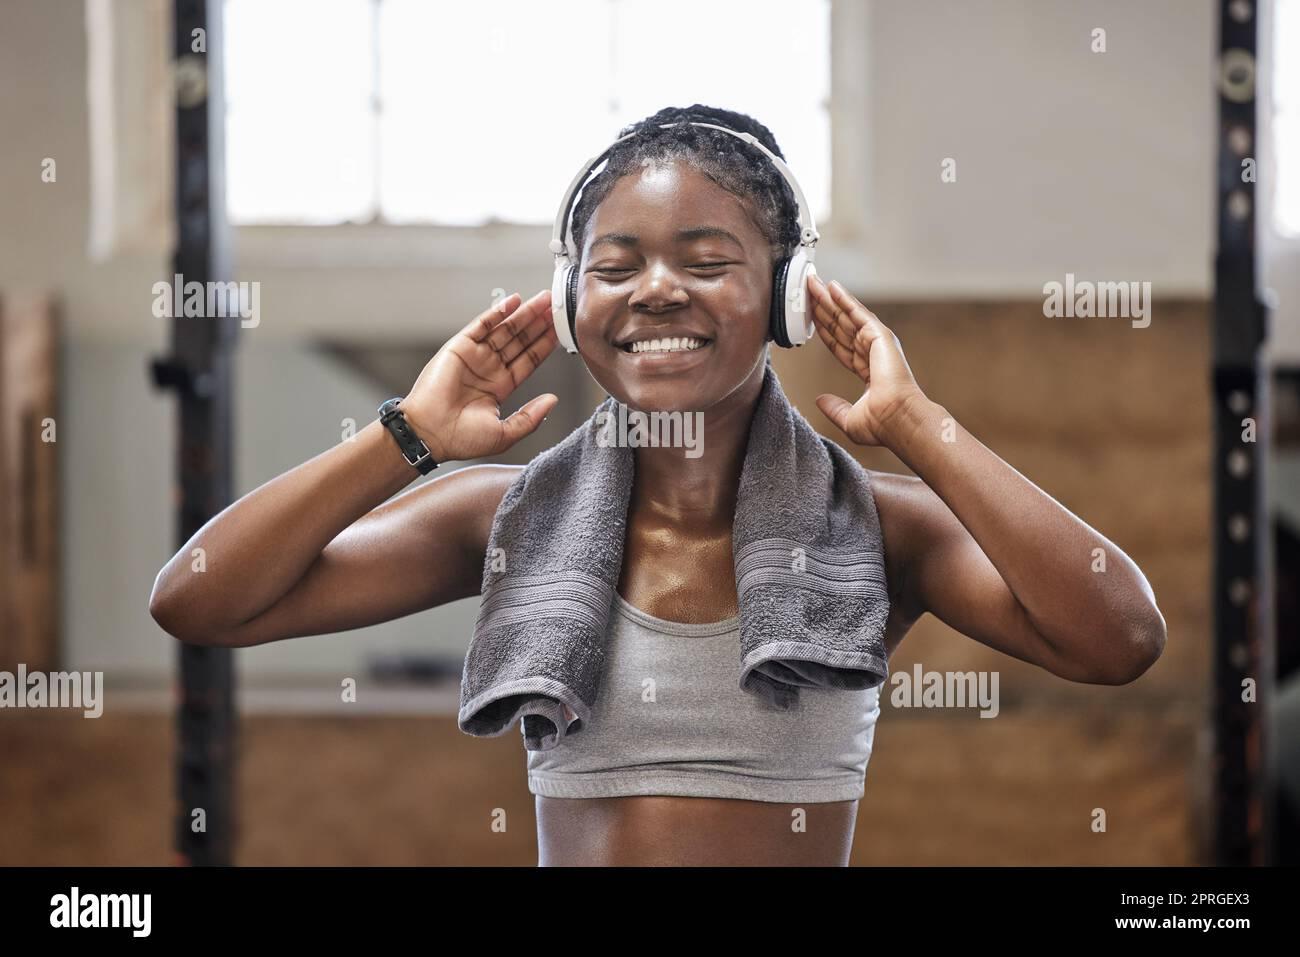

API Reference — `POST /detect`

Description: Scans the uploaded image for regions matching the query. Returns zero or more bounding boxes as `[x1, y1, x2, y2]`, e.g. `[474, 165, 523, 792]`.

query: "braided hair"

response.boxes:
[568, 104, 802, 268]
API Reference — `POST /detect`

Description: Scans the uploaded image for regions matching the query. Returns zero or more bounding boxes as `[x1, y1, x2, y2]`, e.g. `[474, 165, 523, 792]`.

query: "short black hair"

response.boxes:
[568, 104, 802, 267]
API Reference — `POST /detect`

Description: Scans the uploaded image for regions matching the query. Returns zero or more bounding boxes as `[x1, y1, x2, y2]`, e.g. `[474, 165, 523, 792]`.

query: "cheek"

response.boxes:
[715, 275, 773, 343]
[579, 278, 623, 312]
[571, 281, 620, 351]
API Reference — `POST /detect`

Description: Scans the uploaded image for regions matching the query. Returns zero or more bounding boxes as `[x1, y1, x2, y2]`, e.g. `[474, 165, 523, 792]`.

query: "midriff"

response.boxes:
[535, 794, 858, 866]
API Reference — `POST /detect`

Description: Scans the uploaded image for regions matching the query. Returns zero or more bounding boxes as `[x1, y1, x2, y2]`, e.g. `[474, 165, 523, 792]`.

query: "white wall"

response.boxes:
[859, 0, 1216, 297]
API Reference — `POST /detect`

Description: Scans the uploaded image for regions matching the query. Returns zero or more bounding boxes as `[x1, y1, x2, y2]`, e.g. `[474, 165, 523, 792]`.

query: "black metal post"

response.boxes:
[1211, 0, 1274, 866]
[150, 0, 238, 866]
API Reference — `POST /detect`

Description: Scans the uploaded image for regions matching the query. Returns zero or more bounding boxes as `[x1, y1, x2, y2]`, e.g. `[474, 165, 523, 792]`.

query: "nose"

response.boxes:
[628, 261, 689, 313]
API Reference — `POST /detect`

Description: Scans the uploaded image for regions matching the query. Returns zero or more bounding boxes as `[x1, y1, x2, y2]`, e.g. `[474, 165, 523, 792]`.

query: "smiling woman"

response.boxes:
[453, 106, 897, 865]
[150, 103, 1167, 868]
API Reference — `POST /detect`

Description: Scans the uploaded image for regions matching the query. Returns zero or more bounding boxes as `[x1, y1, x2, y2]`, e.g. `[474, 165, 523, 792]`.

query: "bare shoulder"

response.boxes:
[375, 462, 523, 579]
[422, 462, 524, 559]
[867, 469, 931, 537]
[868, 468, 953, 528]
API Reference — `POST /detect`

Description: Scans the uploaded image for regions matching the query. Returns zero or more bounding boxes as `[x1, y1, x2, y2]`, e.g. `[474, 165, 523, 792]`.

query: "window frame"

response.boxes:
[230, 0, 875, 284]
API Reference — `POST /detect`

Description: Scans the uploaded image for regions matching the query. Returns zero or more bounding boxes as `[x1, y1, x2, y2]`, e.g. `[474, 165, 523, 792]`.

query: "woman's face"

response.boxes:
[573, 159, 775, 413]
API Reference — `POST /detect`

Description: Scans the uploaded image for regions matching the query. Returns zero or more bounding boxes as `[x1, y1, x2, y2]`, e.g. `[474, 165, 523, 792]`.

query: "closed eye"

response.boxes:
[589, 262, 735, 279]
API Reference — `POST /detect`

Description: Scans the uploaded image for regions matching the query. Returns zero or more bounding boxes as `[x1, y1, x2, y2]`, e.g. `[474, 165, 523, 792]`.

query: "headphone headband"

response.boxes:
[548, 120, 819, 264]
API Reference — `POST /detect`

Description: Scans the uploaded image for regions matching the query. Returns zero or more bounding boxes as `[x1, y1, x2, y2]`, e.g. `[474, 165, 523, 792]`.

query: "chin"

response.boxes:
[606, 379, 710, 415]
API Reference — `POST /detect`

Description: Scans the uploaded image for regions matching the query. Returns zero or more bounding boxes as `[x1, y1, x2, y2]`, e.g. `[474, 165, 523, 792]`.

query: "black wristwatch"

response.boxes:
[378, 397, 439, 475]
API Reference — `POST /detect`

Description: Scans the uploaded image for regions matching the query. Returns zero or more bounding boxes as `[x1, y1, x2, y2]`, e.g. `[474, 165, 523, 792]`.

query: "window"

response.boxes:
[223, 0, 832, 227]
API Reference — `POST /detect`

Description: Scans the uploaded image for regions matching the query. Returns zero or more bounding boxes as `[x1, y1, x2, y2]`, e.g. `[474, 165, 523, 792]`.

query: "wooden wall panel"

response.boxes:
[774, 298, 1211, 704]
[0, 294, 60, 673]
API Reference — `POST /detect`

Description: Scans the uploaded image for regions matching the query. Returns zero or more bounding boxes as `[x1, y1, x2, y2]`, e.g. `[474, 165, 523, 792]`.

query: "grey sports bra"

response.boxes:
[526, 591, 882, 804]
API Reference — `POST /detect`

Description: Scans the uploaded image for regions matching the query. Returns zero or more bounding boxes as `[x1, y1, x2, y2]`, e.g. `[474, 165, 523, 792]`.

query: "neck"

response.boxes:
[628, 357, 768, 525]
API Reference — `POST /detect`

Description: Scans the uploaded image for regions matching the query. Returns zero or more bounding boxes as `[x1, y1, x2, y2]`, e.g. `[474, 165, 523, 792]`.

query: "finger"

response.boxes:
[496, 300, 555, 367]
[812, 307, 859, 371]
[817, 278, 872, 342]
[807, 272, 839, 314]
[825, 282, 905, 384]
[811, 293, 859, 353]
[503, 318, 560, 385]
[495, 393, 558, 452]
[826, 279, 894, 343]
[486, 289, 553, 353]
[816, 327, 869, 387]
[810, 292, 871, 381]
[815, 393, 855, 435]
[809, 277, 862, 352]
[464, 292, 522, 343]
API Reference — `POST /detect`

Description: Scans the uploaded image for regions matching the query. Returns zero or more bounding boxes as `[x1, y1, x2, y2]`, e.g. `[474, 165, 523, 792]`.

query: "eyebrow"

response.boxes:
[590, 226, 745, 250]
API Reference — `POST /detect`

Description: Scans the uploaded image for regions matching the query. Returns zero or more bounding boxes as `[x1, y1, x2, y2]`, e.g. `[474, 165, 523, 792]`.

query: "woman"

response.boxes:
[149, 105, 1167, 867]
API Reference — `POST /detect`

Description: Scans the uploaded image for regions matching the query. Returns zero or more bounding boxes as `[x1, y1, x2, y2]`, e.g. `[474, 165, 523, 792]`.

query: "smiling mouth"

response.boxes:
[620, 336, 712, 354]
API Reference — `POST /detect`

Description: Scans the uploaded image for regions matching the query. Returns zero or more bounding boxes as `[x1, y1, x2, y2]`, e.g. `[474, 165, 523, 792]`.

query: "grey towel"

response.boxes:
[458, 360, 891, 751]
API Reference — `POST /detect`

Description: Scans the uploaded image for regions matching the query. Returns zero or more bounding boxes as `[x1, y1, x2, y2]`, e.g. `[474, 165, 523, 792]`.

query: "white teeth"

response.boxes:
[629, 337, 707, 354]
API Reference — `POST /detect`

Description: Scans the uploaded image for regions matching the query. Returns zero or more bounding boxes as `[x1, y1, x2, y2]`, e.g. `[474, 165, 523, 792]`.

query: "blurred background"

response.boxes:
[0, 0, 1295, 866]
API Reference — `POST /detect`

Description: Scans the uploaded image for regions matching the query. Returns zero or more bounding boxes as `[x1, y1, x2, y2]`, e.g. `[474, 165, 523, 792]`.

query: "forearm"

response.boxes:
[150, 418, 419, 636]
[881, 397, 1166, 664]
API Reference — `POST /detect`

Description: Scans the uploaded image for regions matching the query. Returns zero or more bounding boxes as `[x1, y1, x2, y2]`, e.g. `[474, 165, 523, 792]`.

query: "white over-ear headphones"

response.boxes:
[548, 121, 820, 355]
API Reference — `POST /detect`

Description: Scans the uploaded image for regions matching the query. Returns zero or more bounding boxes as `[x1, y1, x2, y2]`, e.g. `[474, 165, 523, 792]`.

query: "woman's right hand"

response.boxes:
[398, 289, 561, 463]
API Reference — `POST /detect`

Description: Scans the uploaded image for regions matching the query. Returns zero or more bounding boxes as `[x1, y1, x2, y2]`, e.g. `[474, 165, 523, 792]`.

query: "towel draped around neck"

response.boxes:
[458, 360, 891, 751]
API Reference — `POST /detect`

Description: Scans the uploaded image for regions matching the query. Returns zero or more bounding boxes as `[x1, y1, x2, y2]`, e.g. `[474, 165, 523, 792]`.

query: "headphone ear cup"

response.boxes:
[551, 263, 581, 354]
[565, 264, 582, 352]
[769, 256, 792, 348]
[782, 251, 816, 347]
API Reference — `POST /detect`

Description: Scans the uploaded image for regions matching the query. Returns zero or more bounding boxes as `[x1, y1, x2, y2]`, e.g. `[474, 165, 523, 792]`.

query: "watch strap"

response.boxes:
[378, 398, 438, 474]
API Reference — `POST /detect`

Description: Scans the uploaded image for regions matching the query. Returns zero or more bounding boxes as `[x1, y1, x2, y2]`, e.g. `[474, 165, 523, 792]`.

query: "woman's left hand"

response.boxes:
[807, 274, 928, 448]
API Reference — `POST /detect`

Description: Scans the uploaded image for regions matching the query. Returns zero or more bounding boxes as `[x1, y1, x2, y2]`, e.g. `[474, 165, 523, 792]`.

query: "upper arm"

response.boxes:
[217, 463, 522, 647]
[874, 472, 1087, 679]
